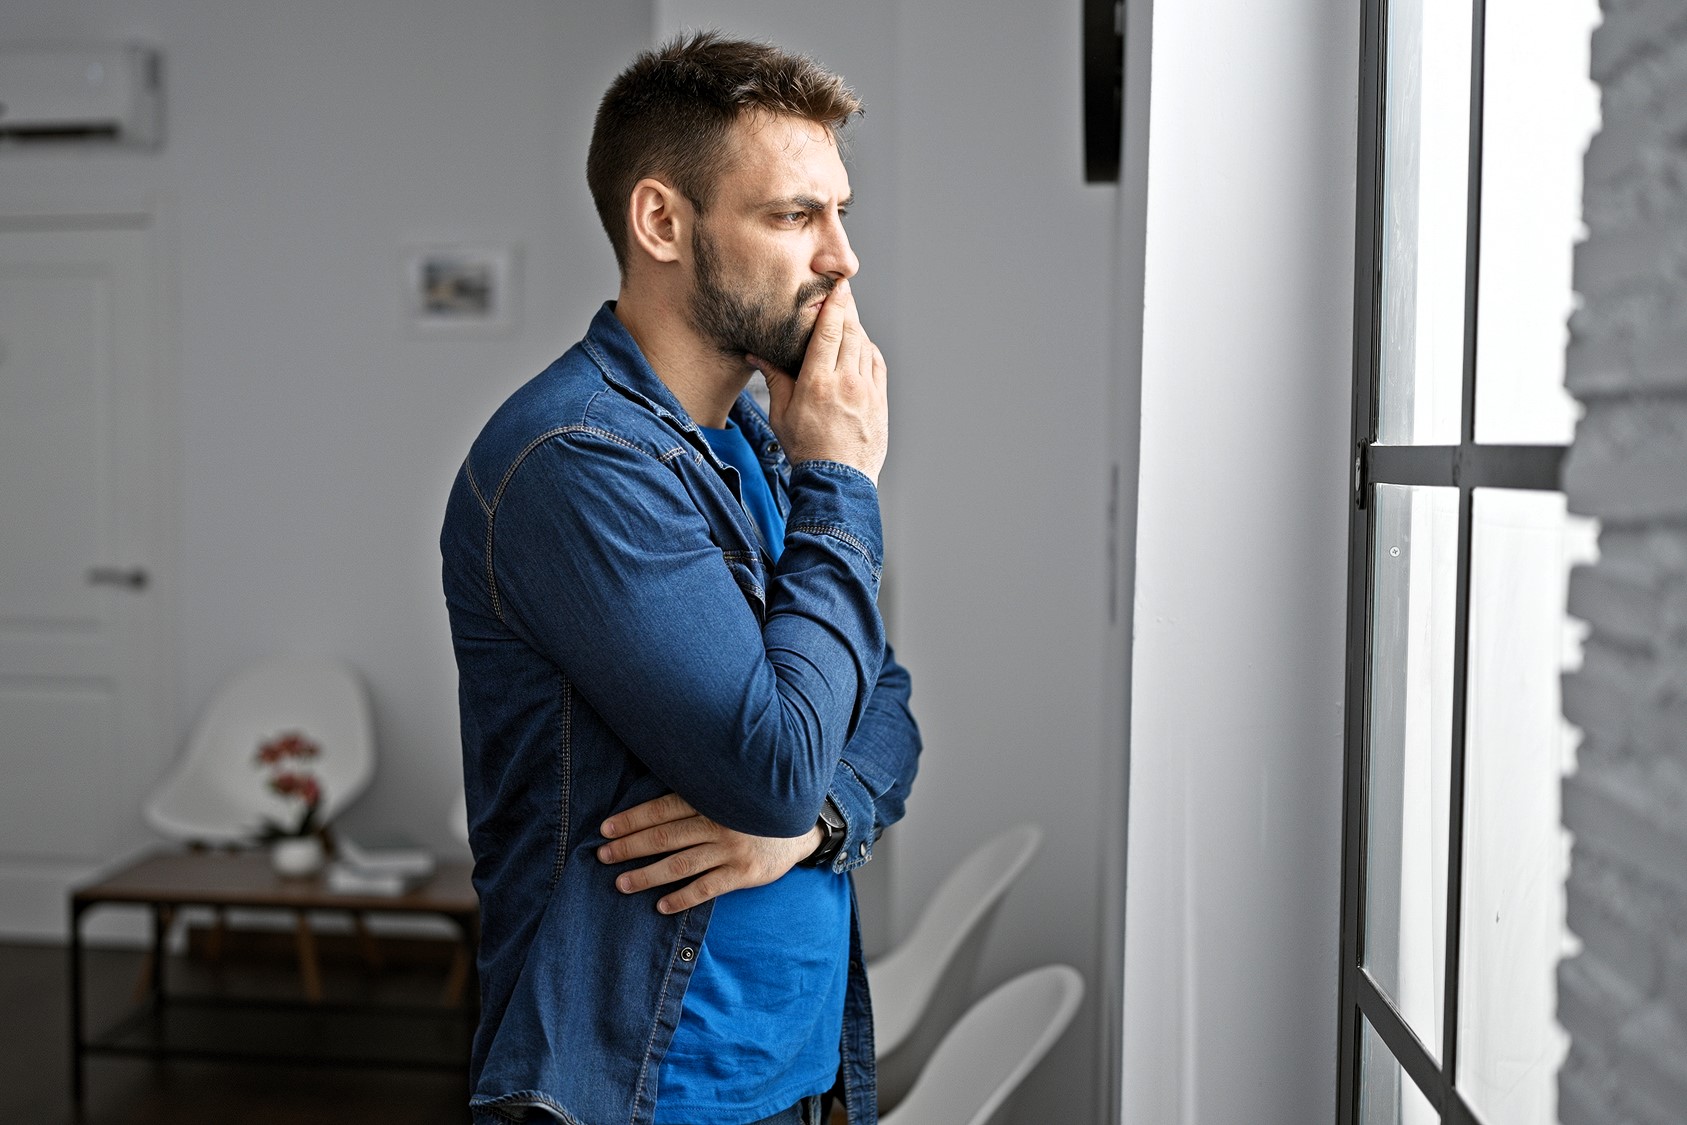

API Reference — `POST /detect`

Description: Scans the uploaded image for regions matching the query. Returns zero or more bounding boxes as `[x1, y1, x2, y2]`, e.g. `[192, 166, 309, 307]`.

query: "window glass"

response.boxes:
[1458, 491, 1598, 1123]
[1364, 483, 1459, 1057]
[1360, 1012, 1439, 1125]
[1377, 0, 1472, 446]
[1471, 0, 1599, 445]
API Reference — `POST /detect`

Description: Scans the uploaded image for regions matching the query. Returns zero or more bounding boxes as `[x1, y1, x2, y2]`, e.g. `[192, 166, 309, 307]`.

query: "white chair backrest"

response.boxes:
[145, 655, 373, 843]
[448, 787, 471, 848]
[880, 964, 1084, 1125]
[870, 823, 1043, 1052]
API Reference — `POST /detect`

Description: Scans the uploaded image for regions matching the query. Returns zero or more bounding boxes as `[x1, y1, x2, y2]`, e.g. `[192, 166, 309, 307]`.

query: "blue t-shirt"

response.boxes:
[654, 420, 850, 1124]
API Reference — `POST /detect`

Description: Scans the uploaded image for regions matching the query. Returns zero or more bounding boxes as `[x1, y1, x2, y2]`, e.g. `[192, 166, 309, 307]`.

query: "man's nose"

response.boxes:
[815, 221, 859, 280]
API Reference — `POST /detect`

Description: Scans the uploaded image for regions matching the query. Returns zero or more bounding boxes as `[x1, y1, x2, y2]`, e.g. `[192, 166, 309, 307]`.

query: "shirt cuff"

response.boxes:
[826, 760, 880, 874]
[786, 461, 884, 578]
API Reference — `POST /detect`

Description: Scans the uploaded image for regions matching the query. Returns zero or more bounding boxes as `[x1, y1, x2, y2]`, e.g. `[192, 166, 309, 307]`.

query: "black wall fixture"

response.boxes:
[1083, 0, 1126, 182]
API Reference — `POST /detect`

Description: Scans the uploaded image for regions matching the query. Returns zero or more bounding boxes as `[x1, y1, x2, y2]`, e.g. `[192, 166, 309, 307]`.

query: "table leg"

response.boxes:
[68, 899, 87, 1114]
[448, 911, 479, 1073]
[132, 904, 174, 1004]
[293, 910, 323, 1003]
[152, 905, 169, 999]
[442, 946, 468, 1008]
[206, 906, 227, 964]
[351, 911, 384, 973]
[442, 911, 478, 1009]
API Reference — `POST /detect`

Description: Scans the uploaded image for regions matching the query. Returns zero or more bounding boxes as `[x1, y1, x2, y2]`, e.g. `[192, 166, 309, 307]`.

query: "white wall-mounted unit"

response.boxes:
[0, 44, 161, 147]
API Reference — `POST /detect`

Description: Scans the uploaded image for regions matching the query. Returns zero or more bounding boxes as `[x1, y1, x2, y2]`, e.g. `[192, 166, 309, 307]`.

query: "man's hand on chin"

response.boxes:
[595, 792, 824, 915]
[751, 278, 889, 486]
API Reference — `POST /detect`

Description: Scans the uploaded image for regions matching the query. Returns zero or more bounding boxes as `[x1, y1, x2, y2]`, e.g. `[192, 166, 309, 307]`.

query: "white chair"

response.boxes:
[146, 655, 374, 843]
[142, 655, 375, 1001]
[870, 824, 1043, 1109]
[879, 964, 1083, 1125]
[448, 787, 471, 848]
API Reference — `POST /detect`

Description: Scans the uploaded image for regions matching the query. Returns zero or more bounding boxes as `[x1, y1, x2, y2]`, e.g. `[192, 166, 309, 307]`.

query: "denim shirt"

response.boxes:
[441, 303, 921, 1125]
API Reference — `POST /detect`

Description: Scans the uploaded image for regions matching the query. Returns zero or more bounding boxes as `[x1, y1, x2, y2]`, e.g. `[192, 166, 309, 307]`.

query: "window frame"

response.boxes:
[1335, 0, 1570, 1118]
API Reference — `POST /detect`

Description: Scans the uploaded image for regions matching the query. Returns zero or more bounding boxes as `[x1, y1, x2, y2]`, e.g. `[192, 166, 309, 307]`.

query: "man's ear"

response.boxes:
[626, 177, 689, 267]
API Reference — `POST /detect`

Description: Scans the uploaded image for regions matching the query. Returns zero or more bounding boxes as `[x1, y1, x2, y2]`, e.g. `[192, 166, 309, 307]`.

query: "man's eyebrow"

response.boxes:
[761, 194, 855, 212]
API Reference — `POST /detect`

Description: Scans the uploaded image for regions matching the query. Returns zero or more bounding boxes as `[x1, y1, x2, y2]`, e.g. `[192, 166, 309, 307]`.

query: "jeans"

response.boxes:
[745, 1095, 826, 1125]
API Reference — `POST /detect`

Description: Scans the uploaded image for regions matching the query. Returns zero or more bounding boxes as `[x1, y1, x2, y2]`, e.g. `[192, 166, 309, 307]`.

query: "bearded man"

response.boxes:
[441, 32, 921, 1125]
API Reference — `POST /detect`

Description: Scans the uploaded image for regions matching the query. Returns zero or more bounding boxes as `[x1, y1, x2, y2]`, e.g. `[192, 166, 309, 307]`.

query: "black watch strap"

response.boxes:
[799, 797, 847, 868]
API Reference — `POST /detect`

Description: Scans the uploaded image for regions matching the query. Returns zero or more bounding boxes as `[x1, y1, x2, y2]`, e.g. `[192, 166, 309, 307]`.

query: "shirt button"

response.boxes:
[680, 946, 696, 962]
[857, 842, 868, 858]
[764, 441, 780, 455]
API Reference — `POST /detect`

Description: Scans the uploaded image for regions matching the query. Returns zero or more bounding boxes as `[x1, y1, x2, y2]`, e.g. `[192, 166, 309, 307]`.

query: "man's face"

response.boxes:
[685, 113, 859, 376]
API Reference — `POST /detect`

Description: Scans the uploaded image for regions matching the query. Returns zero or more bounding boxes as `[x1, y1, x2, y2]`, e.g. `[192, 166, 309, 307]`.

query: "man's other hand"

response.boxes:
[596, 793, 824, 915]
[752, 278, 889, 486]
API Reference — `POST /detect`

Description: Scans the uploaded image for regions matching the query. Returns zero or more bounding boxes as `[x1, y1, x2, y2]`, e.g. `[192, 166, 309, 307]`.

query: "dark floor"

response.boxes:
[0, 936, 470, 1124]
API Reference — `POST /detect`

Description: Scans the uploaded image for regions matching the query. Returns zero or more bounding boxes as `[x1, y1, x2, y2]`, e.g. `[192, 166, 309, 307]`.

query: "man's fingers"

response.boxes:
[834, 303, 865, 379]
[607, 824, 822, 913]
[601, 792, 695, 839]
[861, 337, 881, 386]
[597, 815, 711, 863]
[754, 355, 796, 421]
[801, 278, 852, 376]
[657, 876, 730, 915]
[612, 843, 727, 895]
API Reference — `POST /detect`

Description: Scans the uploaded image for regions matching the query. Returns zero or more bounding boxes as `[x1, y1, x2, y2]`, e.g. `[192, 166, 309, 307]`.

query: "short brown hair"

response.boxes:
[587, 31, 863, 273]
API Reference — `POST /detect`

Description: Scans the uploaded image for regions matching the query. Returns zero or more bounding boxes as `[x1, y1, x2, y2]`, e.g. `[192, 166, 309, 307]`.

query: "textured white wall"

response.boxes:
[0, 0, 652, 875]
[1559, 3, 1687, 1120]
[1122, 0, 1357, 1119]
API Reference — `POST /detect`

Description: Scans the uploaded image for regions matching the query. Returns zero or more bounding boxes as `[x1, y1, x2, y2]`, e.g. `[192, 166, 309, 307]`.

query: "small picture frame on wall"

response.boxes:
[403, 242, 518, 334]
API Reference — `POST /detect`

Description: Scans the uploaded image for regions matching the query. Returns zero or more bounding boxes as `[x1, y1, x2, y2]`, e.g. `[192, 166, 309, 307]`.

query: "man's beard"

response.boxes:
[688, 227, 834, 377]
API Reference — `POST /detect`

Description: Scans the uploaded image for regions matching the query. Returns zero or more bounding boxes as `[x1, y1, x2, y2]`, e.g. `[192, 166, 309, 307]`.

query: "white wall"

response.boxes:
[887, 2, 1117, 1119]
[1122, 0, 1357, 1120]
[0, 0, 651, 868]
[652, 3, 1118, 1122]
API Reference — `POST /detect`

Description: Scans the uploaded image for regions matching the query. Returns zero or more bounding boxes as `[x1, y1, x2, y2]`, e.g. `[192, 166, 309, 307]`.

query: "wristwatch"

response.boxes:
[799, 797, 847, 868]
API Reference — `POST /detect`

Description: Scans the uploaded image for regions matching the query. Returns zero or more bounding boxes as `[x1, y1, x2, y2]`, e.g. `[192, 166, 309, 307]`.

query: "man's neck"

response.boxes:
[613, 288, 750, 429]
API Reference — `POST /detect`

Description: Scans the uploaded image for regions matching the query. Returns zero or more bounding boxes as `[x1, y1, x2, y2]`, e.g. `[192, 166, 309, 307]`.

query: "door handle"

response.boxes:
[86, 566, 149, 591]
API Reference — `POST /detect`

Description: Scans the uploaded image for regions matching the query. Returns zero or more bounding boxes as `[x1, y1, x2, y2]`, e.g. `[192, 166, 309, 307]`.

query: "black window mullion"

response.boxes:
[1439, 485, 1476, 1089]
[1338, 489, 1377, 1125]
[1440, 0, 1491, 1088]
[1368, 444, 1564, 492]
[1445, 1089, 1487, 1125]
[1355, 965, 1448, 1113]
[1336, 0, 1386, 1113]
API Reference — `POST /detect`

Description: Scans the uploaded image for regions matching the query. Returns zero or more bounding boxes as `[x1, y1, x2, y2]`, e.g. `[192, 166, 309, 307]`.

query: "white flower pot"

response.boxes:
[270, 836, 326, 878]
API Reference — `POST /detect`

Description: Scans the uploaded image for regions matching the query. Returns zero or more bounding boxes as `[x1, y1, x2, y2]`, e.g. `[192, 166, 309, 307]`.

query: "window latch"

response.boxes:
[1353, 442, 1370, 511]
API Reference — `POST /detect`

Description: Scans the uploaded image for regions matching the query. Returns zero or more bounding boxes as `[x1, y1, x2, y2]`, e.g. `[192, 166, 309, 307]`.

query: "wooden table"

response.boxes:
[68, 849, 479, 1109]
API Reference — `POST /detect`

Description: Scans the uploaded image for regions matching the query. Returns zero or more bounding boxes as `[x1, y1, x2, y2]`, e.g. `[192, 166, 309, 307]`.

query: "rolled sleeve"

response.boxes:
[827, 644, 921, 872]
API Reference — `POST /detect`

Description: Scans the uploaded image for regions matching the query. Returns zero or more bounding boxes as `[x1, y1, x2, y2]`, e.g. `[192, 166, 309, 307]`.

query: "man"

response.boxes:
[441, 32, 921, 1125]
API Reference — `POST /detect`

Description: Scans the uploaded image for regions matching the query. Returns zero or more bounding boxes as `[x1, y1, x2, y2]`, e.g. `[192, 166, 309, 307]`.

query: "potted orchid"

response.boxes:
[254, 732, 329, 876]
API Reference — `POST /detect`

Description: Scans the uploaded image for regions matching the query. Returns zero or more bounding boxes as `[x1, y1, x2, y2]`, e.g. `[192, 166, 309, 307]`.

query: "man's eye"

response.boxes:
[778, 212, 807, 224]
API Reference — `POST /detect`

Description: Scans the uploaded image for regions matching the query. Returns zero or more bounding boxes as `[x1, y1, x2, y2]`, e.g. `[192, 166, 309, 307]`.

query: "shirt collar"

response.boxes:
[580, 301, 695, 427]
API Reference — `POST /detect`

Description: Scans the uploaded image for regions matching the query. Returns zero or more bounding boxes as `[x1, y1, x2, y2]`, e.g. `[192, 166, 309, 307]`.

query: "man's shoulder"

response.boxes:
[470, 344, 683, 479]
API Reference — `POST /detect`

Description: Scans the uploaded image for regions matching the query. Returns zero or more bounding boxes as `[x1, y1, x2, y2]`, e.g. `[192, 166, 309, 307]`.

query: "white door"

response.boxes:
[0, 214, 175, 937]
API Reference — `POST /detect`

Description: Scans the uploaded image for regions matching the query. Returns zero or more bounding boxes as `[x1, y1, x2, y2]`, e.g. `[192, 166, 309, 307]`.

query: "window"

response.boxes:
[1337, 0, 1601, 1121]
